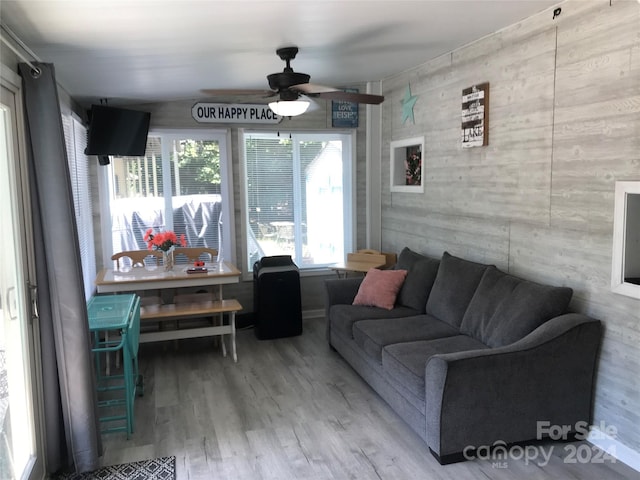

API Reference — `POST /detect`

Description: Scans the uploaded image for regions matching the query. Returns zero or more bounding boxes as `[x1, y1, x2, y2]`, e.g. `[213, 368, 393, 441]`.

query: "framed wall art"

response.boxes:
[390, 136, 424, 193]
[461, 82, 489, 148]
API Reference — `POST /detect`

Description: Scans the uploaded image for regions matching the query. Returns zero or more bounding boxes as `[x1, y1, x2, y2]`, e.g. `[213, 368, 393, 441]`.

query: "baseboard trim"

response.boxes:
[303, 309, 324, 320]
[588, 426, 640, 472]
[429, 448, 465, 465]
[236, 309, 323, 329]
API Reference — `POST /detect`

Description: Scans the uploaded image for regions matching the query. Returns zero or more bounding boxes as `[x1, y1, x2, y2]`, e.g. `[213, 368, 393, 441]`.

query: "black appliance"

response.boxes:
[253, 255, 302, 339]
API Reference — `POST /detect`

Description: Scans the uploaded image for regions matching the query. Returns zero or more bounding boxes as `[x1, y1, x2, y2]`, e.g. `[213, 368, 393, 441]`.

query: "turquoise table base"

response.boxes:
[87, 293, 141, 438]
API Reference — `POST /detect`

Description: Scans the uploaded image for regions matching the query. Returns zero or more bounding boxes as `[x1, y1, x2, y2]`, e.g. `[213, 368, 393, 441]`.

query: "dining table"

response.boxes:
[94, 261, 243, 358]
[95, 261, 241, 296]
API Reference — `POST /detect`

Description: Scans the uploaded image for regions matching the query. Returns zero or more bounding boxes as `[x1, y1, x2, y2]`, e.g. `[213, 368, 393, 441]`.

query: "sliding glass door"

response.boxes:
[1, 76, 43, 479]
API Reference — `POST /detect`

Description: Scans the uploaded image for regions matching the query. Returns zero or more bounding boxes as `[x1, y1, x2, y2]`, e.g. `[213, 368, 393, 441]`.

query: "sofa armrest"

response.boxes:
[324, 277, 363, 306]
[425, 313, 602, 463]
[324, 277, 363, 343]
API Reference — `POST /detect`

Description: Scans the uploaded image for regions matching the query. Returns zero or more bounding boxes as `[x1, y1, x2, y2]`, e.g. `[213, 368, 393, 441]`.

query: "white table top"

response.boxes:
[95, 261, 241, 293]
[330, 260, 386, 274]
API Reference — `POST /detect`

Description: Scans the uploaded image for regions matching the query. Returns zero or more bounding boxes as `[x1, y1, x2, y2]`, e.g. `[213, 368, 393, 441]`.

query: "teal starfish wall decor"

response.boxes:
[401, 84, 418, 125]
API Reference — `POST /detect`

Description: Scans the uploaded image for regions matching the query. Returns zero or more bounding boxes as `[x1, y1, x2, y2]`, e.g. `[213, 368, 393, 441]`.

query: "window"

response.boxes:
[100, 130, 233, 266]
[62, 114, 96, 299]
[243, 131, 354, 271]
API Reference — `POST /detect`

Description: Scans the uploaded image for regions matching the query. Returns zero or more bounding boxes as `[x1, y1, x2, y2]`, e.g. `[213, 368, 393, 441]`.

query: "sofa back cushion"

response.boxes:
[425, 252, 490, 328]
[395, 247, 440, 313]
[460, 266, 573, 347]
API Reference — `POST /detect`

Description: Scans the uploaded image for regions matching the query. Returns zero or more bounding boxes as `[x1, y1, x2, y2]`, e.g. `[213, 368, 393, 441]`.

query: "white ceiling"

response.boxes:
[1, 0, 559, 107]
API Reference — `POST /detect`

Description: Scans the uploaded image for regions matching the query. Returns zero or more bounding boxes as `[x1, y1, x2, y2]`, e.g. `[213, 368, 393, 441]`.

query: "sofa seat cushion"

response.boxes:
[426, 252, 490, 328]
[352, 315, 459, 363]
[395, 248, 441, 313]
[330, 304, 419, 340]
[460, 266, 573, 347]
[382, 336, 489, 400]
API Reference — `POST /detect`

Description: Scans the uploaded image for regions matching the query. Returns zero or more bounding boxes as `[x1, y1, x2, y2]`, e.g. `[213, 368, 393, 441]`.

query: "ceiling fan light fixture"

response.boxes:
[268, 99, 310, 117]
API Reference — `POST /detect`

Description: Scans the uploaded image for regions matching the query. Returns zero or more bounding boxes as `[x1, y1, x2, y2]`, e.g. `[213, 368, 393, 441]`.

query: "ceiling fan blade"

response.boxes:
[200, 88, 277, 97]
[291, 83, 340, 94]
[313, 90, 385, 105]
[291, 83, 384, 105]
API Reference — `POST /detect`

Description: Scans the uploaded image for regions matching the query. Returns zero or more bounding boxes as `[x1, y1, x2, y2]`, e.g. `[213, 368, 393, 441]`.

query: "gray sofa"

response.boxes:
[324, 248, 602, 464]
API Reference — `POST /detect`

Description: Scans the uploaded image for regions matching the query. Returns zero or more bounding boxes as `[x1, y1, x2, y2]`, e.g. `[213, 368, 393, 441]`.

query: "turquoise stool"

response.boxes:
[87, 293, 142, 438]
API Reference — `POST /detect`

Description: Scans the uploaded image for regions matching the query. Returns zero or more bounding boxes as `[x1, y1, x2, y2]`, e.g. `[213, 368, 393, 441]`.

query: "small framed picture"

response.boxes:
[390, 136, 424, 193]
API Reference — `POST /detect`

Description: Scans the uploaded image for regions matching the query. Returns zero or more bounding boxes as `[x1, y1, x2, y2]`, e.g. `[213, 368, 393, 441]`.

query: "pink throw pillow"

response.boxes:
[353, 268, 408, 310]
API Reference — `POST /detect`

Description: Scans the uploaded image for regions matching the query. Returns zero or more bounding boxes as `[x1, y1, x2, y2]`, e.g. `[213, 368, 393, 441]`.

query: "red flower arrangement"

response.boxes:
[143, 228, 187, 252]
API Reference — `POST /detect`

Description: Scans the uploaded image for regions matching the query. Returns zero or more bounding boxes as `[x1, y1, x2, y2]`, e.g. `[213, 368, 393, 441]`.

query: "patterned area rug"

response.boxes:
[55, 456, 175, 480]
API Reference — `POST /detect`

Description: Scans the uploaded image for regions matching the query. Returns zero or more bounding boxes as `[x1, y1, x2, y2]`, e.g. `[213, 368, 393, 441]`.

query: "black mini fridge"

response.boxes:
[253, 255, 302, 339]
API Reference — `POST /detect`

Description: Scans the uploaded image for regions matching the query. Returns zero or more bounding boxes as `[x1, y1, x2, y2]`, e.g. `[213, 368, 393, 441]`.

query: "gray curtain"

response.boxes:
[19, 63, 101, 474]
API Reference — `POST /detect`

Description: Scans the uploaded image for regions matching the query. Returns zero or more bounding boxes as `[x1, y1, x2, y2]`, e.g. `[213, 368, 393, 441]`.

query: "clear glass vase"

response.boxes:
[162, 249, 174, 271]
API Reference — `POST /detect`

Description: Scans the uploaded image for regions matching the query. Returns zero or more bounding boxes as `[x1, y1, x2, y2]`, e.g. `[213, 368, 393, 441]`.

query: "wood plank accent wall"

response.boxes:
[381, 0, 640, 457]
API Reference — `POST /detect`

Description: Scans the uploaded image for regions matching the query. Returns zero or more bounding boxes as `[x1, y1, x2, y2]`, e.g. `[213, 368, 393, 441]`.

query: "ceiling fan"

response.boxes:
[201, 47, 384, 116]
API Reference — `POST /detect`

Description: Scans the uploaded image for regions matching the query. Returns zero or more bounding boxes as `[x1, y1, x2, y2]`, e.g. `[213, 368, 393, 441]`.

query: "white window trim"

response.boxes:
[98, 128, 235, 267]
[238, 128, 356, 281]
[611, 181, 640, 299]
[237, 129, 250, 279]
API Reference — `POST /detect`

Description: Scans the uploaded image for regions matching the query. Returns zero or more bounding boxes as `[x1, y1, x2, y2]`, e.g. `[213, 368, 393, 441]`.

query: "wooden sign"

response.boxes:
[461, 83, 489, 148]
[192, 103, 282, 124]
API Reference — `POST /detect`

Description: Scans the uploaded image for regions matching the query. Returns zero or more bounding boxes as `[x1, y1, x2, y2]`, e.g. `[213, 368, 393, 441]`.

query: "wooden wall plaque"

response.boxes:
[461, 83, 489, 148]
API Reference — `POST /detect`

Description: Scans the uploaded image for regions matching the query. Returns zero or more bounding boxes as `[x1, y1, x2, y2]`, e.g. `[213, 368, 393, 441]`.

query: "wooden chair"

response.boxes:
[111, 250, 163, 307]
[111, 250, 163, 269]
[173, 247, 218, 264]
[173, 247, 220, 302]
[172, 247, 221, 346]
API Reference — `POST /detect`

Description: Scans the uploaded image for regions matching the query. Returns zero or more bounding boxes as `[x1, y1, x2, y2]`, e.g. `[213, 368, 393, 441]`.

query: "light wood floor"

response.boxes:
[100, 318, 640, 480]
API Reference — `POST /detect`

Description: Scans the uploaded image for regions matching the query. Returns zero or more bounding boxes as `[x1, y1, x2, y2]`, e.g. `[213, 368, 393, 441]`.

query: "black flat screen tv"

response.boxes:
[85, 105, 151, 164]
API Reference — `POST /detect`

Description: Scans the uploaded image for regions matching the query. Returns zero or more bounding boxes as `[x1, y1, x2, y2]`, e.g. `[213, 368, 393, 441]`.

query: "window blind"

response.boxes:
[244, 132, 351, 270]
[62, 115, 97, 299]
[169, 138, 222, 252]
[109, 138, 164, 254]
[107, 133, 227, 259]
